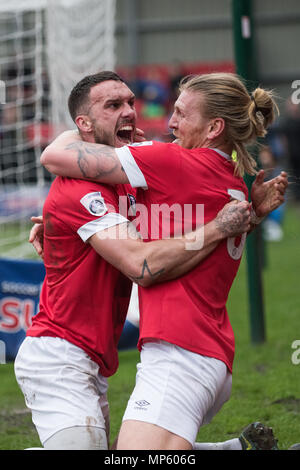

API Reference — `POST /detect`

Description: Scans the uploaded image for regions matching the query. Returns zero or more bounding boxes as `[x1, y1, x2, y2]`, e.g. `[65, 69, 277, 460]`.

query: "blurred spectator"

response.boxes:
[167, 60, 185, 112]
[259, 144, 285, 242]
[138, 68, 169, 118]
[121, 67, 142, 99]
[279, 98, 300, 202]
[0, 63, 52, 185]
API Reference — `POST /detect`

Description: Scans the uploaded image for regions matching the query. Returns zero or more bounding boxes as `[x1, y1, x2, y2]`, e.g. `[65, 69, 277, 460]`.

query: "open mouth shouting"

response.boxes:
[116, 123, 135, 146]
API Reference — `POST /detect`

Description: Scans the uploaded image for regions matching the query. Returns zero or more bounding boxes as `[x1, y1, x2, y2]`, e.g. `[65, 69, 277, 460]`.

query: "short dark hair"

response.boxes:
[68, 71, 125, 122]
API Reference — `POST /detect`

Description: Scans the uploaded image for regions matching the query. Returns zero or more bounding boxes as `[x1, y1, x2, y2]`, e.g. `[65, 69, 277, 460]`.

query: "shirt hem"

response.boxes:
[26, 330, 117, 378]
[139, 336, 234, 374]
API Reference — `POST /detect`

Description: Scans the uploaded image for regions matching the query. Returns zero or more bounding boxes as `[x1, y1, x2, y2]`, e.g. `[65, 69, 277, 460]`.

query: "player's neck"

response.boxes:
[206, 142, 232, 156]
[79, 131, 95, 144]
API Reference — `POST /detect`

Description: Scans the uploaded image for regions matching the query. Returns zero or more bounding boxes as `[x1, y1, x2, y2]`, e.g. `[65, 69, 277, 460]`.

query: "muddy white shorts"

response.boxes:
[122, 340, 232, 445]
[14, 336, 110, 447]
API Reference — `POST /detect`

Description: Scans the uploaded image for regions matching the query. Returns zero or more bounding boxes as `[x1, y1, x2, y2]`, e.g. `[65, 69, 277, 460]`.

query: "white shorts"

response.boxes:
[122, 341, 232, 445]
[14, 336, 109, 446]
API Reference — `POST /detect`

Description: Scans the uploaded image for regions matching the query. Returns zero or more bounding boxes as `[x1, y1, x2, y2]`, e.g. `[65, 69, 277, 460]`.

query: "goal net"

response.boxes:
[0, 0, 116, 259]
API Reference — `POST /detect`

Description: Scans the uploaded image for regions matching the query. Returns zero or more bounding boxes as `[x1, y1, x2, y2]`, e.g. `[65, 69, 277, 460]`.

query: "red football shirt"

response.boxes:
[116, 142, 248, 372]
[27, 177, 132, 377]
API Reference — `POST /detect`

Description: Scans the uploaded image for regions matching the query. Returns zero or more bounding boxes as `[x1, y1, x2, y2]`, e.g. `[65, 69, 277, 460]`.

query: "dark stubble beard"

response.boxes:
[92, 123, 115, 146]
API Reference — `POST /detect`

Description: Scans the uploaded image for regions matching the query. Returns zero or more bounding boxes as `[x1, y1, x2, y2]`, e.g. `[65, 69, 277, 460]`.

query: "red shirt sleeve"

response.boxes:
[117, 141, 182, 193]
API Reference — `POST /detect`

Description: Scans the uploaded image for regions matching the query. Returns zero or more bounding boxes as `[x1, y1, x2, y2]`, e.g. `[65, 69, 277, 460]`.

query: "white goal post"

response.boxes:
[0, 0, 116, 258]
[47, 0, 117, 131]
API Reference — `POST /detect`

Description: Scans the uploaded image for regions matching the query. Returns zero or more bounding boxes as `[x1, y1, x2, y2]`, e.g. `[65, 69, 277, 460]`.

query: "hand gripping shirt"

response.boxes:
[27, 177, 132, 377]
[115, 141, 249, 372]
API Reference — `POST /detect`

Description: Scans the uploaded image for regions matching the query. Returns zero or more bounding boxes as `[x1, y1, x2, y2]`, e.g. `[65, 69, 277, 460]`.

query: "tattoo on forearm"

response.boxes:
[131, 259, 165, 282]
[215, 203, 248, 237]
[65, 142, 119, 178]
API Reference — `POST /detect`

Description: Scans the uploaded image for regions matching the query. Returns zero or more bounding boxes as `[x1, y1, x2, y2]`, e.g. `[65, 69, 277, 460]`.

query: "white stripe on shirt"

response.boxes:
[77, 212, 129, 242]
[115, 146, 148, 189]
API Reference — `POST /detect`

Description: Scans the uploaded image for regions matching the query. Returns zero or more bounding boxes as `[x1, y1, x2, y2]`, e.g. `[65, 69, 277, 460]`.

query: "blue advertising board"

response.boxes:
[0, 257, 45, 361]
[0, 257, 139, 362]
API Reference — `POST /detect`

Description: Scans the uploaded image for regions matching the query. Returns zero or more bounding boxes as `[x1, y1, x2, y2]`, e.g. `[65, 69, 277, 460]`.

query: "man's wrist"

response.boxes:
[211, 218, 227, 242]
[250, 206, 265, 225]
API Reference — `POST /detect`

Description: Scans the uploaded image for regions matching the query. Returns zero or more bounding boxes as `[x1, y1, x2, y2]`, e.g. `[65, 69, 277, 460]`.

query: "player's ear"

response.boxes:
[75, 114, 93, 133]
[207, 118, 225, 139]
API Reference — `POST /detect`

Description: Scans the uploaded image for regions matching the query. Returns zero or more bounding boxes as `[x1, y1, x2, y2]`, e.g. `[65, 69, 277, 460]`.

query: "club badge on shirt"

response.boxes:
[127, 193, 136, 216]
[80, 192, 107, 216]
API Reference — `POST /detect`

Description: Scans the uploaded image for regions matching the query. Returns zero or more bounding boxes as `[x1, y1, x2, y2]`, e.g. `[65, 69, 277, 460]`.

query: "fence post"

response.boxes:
[232, 0, 266, 343]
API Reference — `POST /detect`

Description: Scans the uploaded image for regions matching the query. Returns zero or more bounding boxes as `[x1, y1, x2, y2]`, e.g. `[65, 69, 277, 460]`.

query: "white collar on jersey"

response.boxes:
[210, 148, 232, 160]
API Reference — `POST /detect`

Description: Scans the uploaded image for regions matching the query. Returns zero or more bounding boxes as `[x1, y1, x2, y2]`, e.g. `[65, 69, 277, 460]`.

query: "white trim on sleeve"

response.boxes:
[115, 146, 148, 189]
[77, 212, 129, 242]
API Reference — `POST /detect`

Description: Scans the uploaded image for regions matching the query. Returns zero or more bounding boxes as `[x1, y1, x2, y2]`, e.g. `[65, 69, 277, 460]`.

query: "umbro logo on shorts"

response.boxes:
[135, 400, 150, 407]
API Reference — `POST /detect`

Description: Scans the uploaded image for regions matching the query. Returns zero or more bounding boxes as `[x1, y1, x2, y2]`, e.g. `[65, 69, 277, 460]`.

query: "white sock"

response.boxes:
[193, 437, 242, 451]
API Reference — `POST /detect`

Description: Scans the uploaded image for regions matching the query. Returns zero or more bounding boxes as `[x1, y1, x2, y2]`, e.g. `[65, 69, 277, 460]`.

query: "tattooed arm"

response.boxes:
[41, 131, 288, 223]
[40, 130, 129, 184]
[89, 200, 251, 287]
